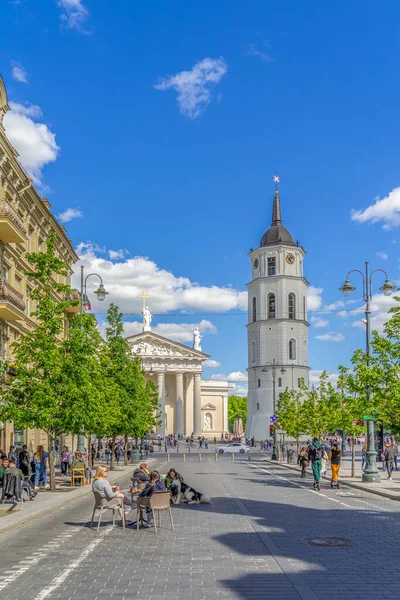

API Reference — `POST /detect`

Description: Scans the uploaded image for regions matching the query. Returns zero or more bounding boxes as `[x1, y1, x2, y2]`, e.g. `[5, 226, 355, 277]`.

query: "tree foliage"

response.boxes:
[228, 395, 247, 432]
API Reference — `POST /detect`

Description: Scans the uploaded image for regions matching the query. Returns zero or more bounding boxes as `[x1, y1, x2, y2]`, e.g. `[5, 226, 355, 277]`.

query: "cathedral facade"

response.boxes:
[245, 183, 310, 440]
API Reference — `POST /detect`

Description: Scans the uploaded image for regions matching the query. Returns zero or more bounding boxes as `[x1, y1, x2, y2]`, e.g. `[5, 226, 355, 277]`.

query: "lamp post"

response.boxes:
[263, 359, 286, 461]
[76, 266, 110, 453]
[339, 261, 395, 483]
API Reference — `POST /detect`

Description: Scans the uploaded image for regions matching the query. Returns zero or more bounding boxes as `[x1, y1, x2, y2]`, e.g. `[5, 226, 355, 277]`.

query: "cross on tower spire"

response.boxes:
[271, 174, 282, 226]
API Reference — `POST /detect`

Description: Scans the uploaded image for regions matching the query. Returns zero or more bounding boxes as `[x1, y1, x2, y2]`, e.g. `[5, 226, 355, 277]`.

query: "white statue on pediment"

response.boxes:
[193, 327, 202, 351]
[143, 305, 152, 331]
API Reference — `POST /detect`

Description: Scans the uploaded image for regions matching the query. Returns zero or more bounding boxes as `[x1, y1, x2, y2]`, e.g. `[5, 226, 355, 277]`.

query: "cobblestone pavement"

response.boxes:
[1, 456, 400, 600]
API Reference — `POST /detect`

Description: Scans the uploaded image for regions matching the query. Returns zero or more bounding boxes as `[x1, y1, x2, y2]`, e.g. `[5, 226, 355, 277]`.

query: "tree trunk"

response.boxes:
[124, 434, 128, 466]
[47, 431, 56, 491]
[296, 437, 300, 454]
[110, 435, 116, 471]
[351, 435, 356, 478]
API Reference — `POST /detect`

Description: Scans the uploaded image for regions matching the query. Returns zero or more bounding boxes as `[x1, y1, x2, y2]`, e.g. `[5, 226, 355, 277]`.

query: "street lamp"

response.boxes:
[76, 266, 110, 453]
[80, 265, 109, 315]
[263, 359, 286, 461]
[339, 261, 396, 483]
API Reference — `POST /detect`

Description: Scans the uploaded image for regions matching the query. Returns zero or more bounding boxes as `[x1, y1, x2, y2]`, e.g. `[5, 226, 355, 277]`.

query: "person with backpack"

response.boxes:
[297, 447, 309, 478]
[307, 438, 323, 490]
[328, 442, 342, 488]
[17, 445, 30, 478]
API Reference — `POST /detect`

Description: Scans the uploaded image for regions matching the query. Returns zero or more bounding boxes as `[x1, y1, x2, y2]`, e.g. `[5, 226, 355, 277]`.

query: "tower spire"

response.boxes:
[272, 174, 281, 226]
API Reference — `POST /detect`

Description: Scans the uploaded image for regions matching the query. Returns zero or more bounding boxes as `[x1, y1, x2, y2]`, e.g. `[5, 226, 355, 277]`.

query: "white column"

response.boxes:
[156, 371, 166, 436]
[175, 373, 184, 435]
[193, 373, 202, 435]
[223, 394, 228, 432]
[185, 374, 194, 435]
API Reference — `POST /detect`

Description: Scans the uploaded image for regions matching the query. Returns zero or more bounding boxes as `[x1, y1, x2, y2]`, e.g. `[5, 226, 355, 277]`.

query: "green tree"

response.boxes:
[0, 233, 81, 489]
[228, 395, 247, 433]
[276, 386, 307, 452]
[100, 304, 158, 468]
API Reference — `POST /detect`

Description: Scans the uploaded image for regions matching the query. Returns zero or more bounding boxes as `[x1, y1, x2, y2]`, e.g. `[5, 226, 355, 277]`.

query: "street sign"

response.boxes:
[270, 415, 277, 423]
[363, 416, 374, 421]
[352, 420, 365, 426]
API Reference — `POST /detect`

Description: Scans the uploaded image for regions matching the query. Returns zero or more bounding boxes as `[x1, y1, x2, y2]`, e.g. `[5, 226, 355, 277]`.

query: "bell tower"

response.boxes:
[245, 177, 310, 440]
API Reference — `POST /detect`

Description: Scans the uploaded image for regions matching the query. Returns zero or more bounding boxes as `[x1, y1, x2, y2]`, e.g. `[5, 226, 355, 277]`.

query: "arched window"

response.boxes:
[257, 378, 261, 388]
[251, 341, 256, 363]
[278, 377, 282, 387]
[268, 293, 276, 319]
[256, 402, 260, 411]
[288, 293, 296, 319]
[252, 296, 257, 323]
[289, 338, 296, 360]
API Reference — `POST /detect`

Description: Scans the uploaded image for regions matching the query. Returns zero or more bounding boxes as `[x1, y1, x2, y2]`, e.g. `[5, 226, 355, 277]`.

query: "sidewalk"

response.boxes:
[262, 450, 400, 500]
[0, 458, 159, 536]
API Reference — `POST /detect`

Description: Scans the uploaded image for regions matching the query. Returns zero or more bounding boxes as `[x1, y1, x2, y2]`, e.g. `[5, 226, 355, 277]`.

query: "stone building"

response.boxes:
[0, 76, 79, 453]
[245, 180, 310, 440]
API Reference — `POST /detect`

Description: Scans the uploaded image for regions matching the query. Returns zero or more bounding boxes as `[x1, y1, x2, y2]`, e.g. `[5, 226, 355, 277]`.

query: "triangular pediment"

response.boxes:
[126, 331, 210, 360]
[201, 403, 217, 411]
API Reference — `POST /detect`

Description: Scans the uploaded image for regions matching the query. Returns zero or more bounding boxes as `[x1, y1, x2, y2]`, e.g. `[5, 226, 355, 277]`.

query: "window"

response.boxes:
[278, 377, 282, 387]
[27, 229, 32, 253]
[257, 378, 261, 388]
[256, 403, 260, 411]
[26, 288, 31, 317]
[298, 378, 302, 387]
[288, 293, 296, 319]
[289, 338, 296, 360]
[2, 264, 8, 281]
[251, 341, 256, 363]
[268, 257, 276, 276]
[268, 293, 276, 319]
[252, 296, 257, 323]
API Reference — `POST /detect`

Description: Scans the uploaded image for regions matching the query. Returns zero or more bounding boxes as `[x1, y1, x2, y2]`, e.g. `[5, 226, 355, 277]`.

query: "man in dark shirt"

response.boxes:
[384, 443, 395, 480]
[133, 463, 150, 482]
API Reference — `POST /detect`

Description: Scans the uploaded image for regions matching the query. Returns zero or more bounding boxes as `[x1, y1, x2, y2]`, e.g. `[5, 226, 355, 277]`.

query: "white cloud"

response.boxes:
[118, 319, 216, 344]
[73, 241, 247, 315]
[351, 187, 400, 230]
[315, 332, 345, 342]
[57, 208, 83, 223]
[324, 300, 345, 312]
[108, 249, 129, 260]
[246, 42, 273, 63]
[211, 371, 247, 383]
[375, 251, 388, 260]
[309, 370, 340, 389]
[203, 359, 221, 368]
[228, 383, 248, 397]
[11, 61, 28, 83]
[307, 286, 323, 311]
[154, 57, 227, 119]
[310, 318, 329, 328]
[3, 102, 59, 184]
[57, 0, 90, 33]
[353, 292, 398, 333]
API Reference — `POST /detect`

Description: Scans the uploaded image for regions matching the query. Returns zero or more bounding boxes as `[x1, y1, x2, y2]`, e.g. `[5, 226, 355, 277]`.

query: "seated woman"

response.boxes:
[138, 471, 165, 528]
[92, 466, 132, 509]
[165, 468, 183, 504]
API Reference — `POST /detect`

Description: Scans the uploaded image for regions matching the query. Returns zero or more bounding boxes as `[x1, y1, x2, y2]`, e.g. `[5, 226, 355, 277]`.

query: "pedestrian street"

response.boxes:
[1, 455, 400, 600]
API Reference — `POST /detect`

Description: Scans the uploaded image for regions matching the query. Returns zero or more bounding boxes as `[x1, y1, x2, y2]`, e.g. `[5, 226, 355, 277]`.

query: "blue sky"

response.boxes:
[1, 0, 399, 393]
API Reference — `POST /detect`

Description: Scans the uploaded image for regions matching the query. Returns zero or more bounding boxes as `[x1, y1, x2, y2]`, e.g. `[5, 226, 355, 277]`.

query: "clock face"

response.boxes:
[253, 258, 259, 269]
[286, 253, 295, 265]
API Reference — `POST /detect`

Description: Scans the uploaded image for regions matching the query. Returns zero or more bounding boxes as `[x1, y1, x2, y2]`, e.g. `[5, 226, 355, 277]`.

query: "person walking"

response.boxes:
[393, 441, 398, 471]
[297, 447, 309, 478]
[33, 446, 49, 489]
[105, 446, 111, 465]
[362, 444, 367, 470]
[321, 447, 328, 476]
[307, 439, 323, 491]
[60, 446, 71, 476]
[329, 442, 342, 488]
[17, 445, 30, 478]
[384, 442, 395, 481]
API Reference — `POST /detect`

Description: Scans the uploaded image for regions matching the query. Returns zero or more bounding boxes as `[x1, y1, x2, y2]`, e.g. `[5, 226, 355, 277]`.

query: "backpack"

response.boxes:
[314, 446, 324, 460]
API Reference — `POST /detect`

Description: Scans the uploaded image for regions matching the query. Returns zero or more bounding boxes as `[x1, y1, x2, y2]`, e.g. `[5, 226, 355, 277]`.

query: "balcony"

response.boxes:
[0, 280, 26, 320]
[0, 201, 27, 243]
[65, 288, 81, 314]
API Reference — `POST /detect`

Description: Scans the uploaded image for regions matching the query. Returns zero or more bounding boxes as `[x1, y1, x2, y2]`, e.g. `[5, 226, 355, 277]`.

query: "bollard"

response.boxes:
[183, 453, 186, 462]
[215, 452, 218, 461]
[248, 452, 251, 461]
[199, 453, 202, 462]
[167, 453, 170, 462]
[232, 453, 235, 462]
